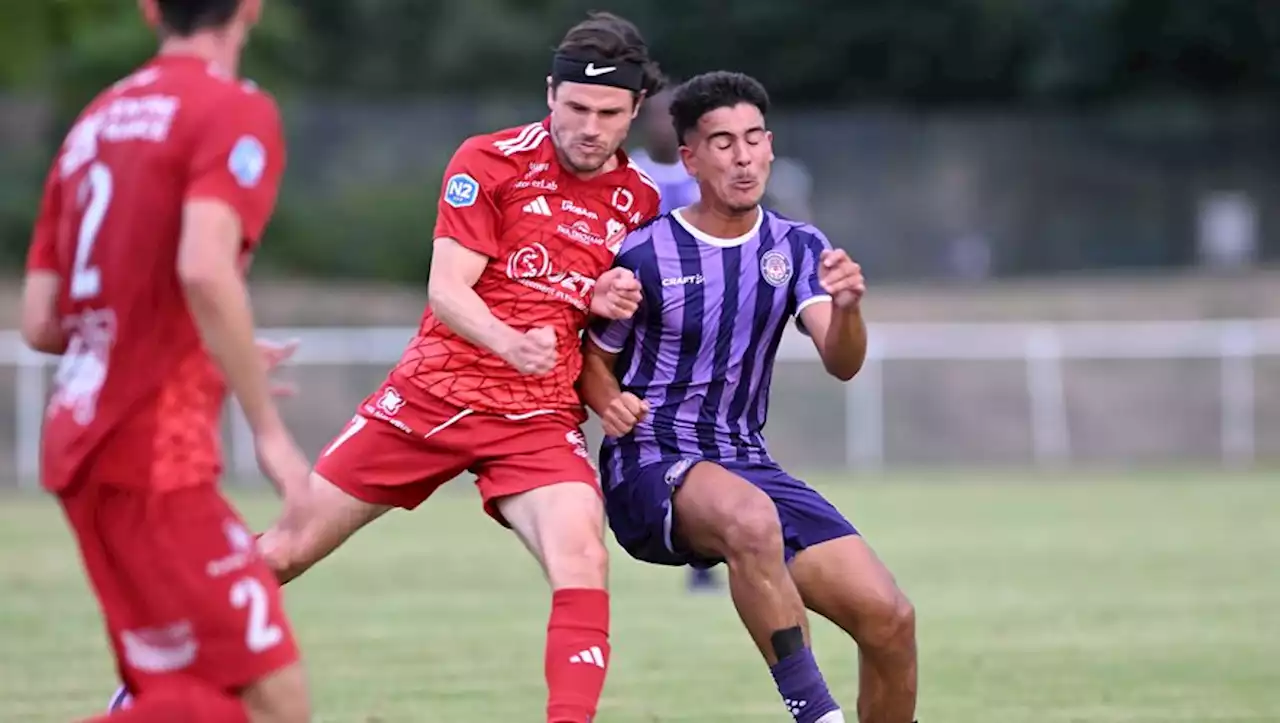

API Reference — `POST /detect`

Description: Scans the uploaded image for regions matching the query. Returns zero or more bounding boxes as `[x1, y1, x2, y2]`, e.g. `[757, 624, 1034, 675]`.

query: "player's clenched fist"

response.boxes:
[591, 267, 643, 320]
[502, 326, 558, 376]
[818, 249, 866, 309]
[601, 392, 649, 438]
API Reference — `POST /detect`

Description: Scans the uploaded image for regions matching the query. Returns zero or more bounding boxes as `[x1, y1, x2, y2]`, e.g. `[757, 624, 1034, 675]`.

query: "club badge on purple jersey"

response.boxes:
[760, 249, 793, 287]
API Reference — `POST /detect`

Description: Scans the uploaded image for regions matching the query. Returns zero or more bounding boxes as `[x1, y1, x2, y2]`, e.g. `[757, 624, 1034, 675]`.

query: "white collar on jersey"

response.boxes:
[671, 206, 764, 248]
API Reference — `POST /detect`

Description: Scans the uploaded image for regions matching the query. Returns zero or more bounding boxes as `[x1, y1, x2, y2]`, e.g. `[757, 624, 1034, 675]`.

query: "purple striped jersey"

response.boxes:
[589, 207, 833, 475]
[630, 150, 700, 214]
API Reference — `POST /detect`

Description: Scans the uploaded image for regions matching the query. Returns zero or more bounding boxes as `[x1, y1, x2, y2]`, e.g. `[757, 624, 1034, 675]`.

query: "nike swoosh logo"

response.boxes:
[584, 63, 616, 77]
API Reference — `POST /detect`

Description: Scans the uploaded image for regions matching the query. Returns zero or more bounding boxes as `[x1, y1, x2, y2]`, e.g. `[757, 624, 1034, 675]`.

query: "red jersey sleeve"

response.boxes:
[26, 162, 62, 273]
[433, 139, 505, 258]
[185, 90, 285, 247]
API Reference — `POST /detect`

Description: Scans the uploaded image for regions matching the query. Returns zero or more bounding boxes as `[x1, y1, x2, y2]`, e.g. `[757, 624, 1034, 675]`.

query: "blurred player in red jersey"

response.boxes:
[20, 1, 313, 721]
[257, 11, 663, 722]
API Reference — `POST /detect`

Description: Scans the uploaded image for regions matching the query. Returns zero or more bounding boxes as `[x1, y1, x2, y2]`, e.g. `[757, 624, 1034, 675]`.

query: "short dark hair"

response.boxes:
[669, 71, 771, 144]
[156, 0, 241, 36]
[555, 11, 665, 96]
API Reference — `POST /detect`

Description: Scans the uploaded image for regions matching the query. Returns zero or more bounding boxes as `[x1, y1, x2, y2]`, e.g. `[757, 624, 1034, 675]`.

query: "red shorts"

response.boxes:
[58, 482, 299, 695]
[313, 381, 599, 523]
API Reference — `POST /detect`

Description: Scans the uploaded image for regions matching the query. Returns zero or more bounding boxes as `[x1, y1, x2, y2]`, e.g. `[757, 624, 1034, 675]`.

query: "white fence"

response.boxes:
[3, 319, 1280, 487]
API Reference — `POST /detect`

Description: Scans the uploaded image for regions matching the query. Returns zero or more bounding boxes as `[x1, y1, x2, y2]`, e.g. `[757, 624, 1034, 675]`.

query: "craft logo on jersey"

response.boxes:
[760, 250, 793, 287]
[662, 273, 705, 287]
[229, 135, 266, 188]
[444, 173, 479, 208]
[376, 387, 405, 416]
[506, 243, 596, 311]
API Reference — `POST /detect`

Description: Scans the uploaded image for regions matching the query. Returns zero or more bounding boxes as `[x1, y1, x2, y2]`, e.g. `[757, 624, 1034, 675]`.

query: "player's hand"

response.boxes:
[601, 392, 649, 438]
[258, 337, 300, 397]
[817, 249, 865, 309]
[591, 267, 643, 320]
[253, 426, 312, 500]
[502, 326, 558, 376]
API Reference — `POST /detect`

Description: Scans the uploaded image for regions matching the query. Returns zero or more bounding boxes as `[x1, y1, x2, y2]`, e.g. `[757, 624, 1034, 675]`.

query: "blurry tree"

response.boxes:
[4, 0, 1280, 277]
[278, 0, 1280, 105]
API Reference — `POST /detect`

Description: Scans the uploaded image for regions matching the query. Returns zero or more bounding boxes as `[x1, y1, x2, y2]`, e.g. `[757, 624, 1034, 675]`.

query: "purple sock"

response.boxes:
[769, 647, 841, 722]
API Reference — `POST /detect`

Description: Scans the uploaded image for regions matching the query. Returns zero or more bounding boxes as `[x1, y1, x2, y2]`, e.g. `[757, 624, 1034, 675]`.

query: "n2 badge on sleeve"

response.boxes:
[228, 135, 267, 188]
[444, 173, 480, 208]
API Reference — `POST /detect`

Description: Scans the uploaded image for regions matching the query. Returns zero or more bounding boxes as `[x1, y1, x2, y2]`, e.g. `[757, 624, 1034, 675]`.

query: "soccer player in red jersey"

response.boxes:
[257, 12, 664, 722]
[20, 1, 312, 721]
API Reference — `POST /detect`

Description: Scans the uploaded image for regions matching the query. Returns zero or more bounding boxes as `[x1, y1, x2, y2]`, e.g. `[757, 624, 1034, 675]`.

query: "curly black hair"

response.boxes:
[669, 71, 770, 144]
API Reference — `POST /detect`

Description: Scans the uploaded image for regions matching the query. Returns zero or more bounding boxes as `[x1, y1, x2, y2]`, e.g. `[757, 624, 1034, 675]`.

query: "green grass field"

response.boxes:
[2, 471, 1277, 722]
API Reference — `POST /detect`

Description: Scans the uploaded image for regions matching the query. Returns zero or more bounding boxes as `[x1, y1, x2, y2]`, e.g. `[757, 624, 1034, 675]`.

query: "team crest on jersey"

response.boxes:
[565, 431, 594, 468]
[376, 387, 406, 416]
[444, 173, 479, 208]
[229, 135, 266, 188]
[760, 250, 793, 287]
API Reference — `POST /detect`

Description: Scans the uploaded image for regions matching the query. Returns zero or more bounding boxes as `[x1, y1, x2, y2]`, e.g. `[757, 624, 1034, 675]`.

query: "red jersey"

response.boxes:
[392, 118, 661, 415]
[26, 55, 286, 494]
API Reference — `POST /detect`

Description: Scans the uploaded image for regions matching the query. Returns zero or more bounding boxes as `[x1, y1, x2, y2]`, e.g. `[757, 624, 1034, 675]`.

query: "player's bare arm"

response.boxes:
[429, 236, 558, 375]
[589, 267, 643, 320]
[177, 199, 308, 495]
[20, 270, 67, 354]
[798, 248, 868, 381]
[580, 337, 648, 437]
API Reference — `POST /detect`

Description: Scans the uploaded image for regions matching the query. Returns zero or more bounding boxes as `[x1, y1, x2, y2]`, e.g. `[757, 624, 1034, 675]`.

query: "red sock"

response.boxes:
[545, 588, 611, 723]
[81, 682, 249, 723]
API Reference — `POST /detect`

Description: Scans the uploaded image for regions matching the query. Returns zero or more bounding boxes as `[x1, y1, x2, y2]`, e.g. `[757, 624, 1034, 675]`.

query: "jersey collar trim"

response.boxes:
[671, 206, 763, 248]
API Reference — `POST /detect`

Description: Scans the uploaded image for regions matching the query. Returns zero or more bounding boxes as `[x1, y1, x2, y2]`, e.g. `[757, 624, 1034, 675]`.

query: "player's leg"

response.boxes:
[667, 461, 844, 723]
[257, 468, 390, 585]
[770, 476, 918, 723]
[790, 537, 917, 723]
[479, 423, 610, 723]
[497, 483, 610, 723]
[259, 407, 465, 584]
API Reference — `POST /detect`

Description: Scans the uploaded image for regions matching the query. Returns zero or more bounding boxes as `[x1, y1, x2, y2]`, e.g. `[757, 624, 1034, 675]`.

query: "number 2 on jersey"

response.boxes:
[230, 577, 284, 653]
[71, 161, 112, 300]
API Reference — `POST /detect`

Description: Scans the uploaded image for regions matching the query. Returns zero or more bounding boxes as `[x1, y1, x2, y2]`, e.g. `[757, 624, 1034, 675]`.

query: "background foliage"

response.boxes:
[2, 0, 1278, 281]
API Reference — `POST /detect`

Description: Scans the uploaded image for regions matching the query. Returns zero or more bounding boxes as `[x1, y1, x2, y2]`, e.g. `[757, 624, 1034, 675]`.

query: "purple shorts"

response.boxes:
[602, 458, 858, 569]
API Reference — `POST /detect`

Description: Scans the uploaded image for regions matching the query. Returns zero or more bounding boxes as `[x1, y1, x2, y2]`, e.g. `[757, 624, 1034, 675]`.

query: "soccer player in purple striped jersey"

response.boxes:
[580, 71, 919, 723]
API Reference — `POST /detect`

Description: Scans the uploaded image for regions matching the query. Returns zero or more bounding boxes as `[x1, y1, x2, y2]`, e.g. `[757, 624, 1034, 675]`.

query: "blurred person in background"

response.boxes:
[765, 156, 815, 221]
[631, 86, 702, 214]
